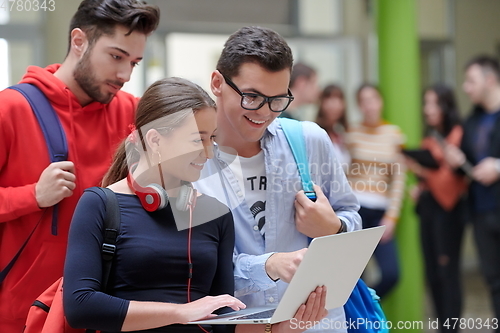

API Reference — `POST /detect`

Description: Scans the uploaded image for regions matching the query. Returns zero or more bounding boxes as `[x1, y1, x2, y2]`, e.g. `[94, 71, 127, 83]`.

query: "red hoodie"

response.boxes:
[0, 64, 137, 331]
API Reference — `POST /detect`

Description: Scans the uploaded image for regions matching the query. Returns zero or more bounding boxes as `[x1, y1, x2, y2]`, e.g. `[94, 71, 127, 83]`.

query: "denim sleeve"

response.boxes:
[233, 251, 276, 297]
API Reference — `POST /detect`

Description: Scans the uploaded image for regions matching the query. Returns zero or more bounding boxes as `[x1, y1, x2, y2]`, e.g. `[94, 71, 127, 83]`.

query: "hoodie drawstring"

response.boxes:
[104, 103, 114, 178]
[66, 87, 79, 188]
[51, 88, 81, 236]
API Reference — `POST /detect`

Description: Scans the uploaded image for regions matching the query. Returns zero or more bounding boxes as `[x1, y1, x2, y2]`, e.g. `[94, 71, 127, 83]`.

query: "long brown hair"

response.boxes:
[316, 84, 348, 131]
[102, 77, 216, 186]
[423, 84, 461, 137]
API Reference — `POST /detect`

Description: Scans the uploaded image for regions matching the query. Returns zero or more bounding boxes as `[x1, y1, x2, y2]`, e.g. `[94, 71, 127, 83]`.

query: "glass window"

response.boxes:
[166, 33, 227, 95]
[0, 38, 9, 90]
[288, 38, 363, 123]
[8, 4, 42, 24]
[0, 6, 9, 24]
[9, 41, 33, 84]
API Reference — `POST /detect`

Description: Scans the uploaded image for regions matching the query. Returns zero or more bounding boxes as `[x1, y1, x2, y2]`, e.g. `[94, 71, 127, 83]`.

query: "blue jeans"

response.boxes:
[359, 207, 400, 298]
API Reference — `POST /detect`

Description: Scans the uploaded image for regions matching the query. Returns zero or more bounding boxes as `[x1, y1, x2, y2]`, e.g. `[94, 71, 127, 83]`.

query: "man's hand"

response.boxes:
[35, 161, 76, 208]
[274, 286, 328, 333]
[234, 287, 327, 333]
[294, 184, 340, 238]
[265, 248, 307, 283]
[472, 157, 500, 186]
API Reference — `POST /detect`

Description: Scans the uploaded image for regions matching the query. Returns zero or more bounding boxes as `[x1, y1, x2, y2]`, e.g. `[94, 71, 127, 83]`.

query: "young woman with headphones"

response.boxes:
[62, 77, 327, 333]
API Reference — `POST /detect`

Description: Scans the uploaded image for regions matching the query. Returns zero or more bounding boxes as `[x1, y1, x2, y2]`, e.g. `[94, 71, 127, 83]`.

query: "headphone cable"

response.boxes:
[186, 203, 211, 333]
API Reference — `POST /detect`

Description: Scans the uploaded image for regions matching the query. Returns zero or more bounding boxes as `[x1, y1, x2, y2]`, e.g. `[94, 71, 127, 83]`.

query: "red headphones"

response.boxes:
[126, 173, 197, 212]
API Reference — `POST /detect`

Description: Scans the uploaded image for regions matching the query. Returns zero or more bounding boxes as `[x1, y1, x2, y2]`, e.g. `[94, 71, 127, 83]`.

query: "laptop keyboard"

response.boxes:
[230, 309, 276, 320]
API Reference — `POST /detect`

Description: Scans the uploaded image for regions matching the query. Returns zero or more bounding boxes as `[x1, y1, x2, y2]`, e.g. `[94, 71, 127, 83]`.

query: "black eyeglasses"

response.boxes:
[222, 74, 294, 113]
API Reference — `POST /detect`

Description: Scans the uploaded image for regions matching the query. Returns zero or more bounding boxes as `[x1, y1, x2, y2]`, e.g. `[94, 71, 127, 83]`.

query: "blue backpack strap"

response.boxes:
[280, 119, 387, 332]
[9, 84, 68, 162]
[279, 118, 315, 199]
[0, 209, 49, 284]
[8, 83, 68, 236]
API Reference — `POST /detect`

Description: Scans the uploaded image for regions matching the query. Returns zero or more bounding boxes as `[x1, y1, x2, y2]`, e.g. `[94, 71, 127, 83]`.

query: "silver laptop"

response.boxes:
[190, 226, 385, 325]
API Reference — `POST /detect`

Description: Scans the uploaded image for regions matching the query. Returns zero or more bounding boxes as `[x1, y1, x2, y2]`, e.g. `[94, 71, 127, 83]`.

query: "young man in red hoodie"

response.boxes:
[0, 1, 159, 331]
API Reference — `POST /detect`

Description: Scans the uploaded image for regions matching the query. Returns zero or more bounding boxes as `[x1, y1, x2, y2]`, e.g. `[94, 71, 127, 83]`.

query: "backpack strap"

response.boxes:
[100, 187, 120, 288]
[280, 122, 387, 329]
[1, 84, 68, 284]
[9, 84, 68, 163]
[279, 118, 316, 200]
[9, 83, 68, 236]
[82, 187, 120, 333]
[25, 188, 120, 333]
[84, 187, 121, 290]
[0, 210, 48, 284]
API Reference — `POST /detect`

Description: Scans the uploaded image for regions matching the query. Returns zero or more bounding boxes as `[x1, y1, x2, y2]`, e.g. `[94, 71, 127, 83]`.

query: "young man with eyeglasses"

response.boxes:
[195, 26, 361, 332]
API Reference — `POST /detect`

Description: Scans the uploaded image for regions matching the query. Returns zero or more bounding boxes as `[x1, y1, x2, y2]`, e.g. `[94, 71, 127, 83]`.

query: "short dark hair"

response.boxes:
[68, 0, 160, 53]
[290, 63, 316, 88]
[216, 26, 294, 79]
[465, 55, 500, 81]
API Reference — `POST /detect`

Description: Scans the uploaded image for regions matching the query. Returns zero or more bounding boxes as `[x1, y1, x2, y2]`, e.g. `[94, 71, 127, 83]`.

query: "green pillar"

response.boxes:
[377, 0, 424, 332]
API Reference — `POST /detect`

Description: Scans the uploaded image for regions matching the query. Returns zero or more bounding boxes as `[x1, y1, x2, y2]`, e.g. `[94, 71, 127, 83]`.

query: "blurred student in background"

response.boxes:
[406, 84, 467, 333]
[315, 84, 351, 170]
[345, 83, 406, 298]
[280, 62, 320, 120]
[446, 55, 500, 327]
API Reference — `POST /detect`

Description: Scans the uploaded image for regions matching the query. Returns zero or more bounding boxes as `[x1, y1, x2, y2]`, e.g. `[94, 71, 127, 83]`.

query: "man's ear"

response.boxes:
[211, 70, 224, 97]
[70, 28, 89, 58]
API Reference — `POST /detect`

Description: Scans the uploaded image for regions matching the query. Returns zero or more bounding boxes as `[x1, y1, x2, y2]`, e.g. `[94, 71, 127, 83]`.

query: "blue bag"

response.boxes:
[344, 279, 388, 333]
[280, 118, 389, 333]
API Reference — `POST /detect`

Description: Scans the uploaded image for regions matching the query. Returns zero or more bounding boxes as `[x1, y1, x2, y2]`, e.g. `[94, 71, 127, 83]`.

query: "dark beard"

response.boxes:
[73, 49, 115, 104]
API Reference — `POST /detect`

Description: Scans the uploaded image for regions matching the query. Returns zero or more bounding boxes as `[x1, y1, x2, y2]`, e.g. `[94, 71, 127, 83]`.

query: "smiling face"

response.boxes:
[73, 25, 146, 104]
[211, 62, 291, 156]
[156, 107, 217, 186]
